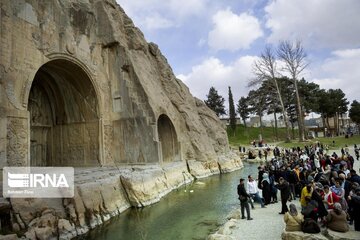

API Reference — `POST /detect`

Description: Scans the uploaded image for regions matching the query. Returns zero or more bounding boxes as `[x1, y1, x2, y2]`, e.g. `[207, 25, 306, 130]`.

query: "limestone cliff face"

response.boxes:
[0, 0, 239, 176]
[0, 0, 242, 238]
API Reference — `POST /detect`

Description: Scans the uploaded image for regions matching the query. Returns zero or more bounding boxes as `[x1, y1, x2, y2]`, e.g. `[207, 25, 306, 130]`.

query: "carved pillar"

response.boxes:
[177, 141, 183, 162]
[152, 124, 162, 164]
[158, 141, 163, 164]
[102, 120, 114, 166]
[3, 109, 30, 167]
[0, 111, 7, 169]
[98, 118, 103, 166]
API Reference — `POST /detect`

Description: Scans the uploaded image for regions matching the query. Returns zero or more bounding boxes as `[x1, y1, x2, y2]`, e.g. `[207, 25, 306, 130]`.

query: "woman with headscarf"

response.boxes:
[302, 200, 319, 221]
[323, 185, 340, 209]
[261, 172, 271, 205]
[325, 202, 349, 232]
[311, 185, 328, 221]
[301, 200, 321, 233]
[330, 179, 348, 211]
[284, 204, 303, 231]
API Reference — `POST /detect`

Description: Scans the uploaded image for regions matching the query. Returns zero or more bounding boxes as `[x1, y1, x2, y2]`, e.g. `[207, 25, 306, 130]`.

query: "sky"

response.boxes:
[116, 0, 360, 115]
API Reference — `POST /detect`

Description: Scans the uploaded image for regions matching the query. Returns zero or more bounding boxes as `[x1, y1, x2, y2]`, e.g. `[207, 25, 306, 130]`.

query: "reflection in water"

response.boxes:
[81, 163, 259, 240]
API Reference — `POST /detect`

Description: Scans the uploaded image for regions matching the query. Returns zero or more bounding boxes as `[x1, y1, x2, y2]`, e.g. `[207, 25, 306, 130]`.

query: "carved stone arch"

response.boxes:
[157, 114, 180, 163]
[23, 53, 104, 116]
[27, 57, 101, 167]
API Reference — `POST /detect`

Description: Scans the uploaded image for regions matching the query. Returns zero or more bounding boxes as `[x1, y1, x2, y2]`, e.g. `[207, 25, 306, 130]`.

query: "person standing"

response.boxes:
[261, 173, 271, 205]
[257, 166, 265, 189]
[276, 177, 290, 214]
[247, 175, 265, 208]
[238, 178, 253, 220]
[354, 144, 359, 161]
[348, 188, 360, 231]
[264, 149, 268, 161]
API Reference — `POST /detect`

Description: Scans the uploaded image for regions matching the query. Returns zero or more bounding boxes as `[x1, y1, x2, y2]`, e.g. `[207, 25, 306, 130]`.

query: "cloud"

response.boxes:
[208, 8, 263, 51]
[143, 13, 174, 30]
[311, 48, 360, 102]
[166, 0, 208, 18]
[265, 0, 360, 49]
[177, 56, 258, 109]
[116, 0, 208, 30]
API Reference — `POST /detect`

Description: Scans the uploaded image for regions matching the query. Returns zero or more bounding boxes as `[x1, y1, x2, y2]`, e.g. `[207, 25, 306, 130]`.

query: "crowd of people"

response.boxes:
[237, 143, 360, 234]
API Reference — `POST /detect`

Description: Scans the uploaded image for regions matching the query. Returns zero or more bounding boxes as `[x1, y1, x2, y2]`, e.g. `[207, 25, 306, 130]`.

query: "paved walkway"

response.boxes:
[229, 199, 301, 239]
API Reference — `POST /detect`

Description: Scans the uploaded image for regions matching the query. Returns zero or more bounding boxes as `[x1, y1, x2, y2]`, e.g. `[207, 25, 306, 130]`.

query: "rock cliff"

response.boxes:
[0, 0, 243, 238]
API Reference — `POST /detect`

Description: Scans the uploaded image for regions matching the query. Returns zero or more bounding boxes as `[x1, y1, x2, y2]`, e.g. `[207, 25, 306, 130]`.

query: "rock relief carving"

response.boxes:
[104, 125, 114, 163]
[68, 124, 83, 145]
[7, 118, 28, 166]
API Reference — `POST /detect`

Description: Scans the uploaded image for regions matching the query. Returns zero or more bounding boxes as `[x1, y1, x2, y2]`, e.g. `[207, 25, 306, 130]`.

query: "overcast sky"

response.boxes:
[116, 0, 360, 114]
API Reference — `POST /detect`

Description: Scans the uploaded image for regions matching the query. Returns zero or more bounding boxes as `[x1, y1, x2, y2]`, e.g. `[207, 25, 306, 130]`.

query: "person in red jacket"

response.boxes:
[322, 185, 339, 209]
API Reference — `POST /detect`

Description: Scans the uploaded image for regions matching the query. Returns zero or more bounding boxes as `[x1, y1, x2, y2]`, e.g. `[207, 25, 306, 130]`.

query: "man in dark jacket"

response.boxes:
[286, 167, 298, 200]
[237, 178, 253, 220]
[348, 187, 360, 231]
[257, 166, 265, 189]
[350, 170, 360, 185]
[276, 177, 290, 214]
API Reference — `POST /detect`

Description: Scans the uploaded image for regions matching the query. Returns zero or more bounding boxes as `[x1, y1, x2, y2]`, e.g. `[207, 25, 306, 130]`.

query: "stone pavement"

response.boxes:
[228, 199, 302, 239]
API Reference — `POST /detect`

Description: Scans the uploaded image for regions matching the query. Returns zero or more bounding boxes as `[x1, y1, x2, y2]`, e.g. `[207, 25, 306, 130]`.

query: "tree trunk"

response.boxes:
[338, 112, 342, 135]
[336, 112, 339, 136]
[291, 121, 295, 139]
[302, 107, 307, 140]
[326, 117, 331, 137]
[243, 119, 249, 142]
[259, 114, 263, 136]
[341, 114, 345, 134]
[274, 111, 278, 140]
[274, 78, 291, 142]
[293, 78, 305, 141]
[322, 115, 326, 136]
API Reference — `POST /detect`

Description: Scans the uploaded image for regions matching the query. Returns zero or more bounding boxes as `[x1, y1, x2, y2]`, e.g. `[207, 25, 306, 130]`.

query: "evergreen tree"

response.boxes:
[237, 97, 250, 128]
[204, 87, 226, 117]
[298, 78, 321, 114]
[228, 86, 236, 134]
[349, 100, 360, 127]
[247, 88, 267, 136]
[315, 89, 348, 135]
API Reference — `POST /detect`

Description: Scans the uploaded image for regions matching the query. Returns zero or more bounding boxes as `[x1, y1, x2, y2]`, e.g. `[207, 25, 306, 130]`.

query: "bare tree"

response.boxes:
[251, 45, 291, 142]
[277, 40, 308, 141]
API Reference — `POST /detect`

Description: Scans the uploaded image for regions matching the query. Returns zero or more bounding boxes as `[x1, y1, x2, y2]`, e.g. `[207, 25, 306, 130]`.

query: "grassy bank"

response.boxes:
[278, 135, 360, 150]
[227, 125, 360, 150]
[227, 125, 296, 146]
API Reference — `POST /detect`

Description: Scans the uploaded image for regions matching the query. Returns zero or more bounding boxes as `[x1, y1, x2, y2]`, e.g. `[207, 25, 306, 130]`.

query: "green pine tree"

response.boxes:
[204, 87, 226, 117]
[228, 86, 236, 135]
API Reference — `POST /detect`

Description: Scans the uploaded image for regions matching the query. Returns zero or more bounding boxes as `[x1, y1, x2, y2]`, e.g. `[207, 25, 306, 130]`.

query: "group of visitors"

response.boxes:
[237, 143, 360, 234]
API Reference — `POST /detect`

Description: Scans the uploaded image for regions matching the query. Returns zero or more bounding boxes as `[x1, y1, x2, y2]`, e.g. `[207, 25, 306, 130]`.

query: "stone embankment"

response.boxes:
[0, 152, 243, 240]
